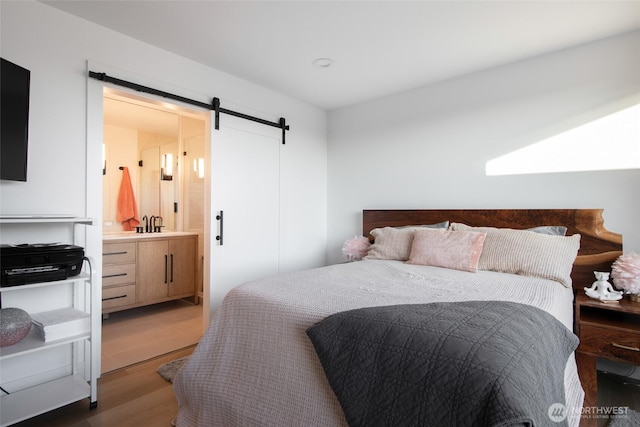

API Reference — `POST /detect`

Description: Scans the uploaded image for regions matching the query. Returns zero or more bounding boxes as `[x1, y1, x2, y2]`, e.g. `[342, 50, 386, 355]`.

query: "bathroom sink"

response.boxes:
[103, 231, 196, 240]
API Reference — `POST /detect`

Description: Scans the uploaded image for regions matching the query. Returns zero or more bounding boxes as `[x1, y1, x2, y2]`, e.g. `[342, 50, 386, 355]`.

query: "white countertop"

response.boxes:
[103, 231, 198, 241]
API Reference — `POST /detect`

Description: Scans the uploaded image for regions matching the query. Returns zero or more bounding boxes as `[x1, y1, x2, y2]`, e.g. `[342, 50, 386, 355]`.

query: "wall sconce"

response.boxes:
[161, 153, 173, 181]
[193, 157, 204, 179]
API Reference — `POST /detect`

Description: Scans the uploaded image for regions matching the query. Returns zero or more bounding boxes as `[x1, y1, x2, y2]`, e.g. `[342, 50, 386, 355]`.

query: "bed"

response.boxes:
[173, 209, 622, 427]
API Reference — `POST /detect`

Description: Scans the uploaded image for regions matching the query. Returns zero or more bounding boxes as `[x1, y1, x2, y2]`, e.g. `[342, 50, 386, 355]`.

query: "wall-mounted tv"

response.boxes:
[1, 58, 30, 182]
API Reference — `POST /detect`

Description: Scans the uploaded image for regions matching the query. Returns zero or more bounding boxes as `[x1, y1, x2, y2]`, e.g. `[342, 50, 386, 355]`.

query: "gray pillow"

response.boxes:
[527, 226, 568, 236]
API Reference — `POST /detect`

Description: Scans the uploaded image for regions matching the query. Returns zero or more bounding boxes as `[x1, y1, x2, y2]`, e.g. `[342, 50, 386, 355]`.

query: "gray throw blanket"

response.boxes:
[306, 300, 578, 427]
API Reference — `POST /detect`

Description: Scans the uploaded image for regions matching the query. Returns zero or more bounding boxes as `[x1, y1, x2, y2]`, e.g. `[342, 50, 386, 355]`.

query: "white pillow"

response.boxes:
[364, 227, 416, 261]
[365, 222, 449, 261]
[450, 223, 580, 287]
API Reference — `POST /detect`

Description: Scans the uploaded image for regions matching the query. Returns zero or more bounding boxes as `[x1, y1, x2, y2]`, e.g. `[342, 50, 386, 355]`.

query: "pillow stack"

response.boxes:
[364, 221, 581, 287]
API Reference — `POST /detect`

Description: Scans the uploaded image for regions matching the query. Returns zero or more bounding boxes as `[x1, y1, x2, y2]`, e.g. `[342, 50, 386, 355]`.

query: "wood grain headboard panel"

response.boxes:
[362, 209, 623, 291]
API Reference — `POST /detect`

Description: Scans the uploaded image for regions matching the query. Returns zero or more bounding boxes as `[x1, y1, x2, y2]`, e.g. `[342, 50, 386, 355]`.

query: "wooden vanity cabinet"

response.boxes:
[102, 234, 197, 314]
[137, 236, 197, 304]
[102, 241, 137, 313]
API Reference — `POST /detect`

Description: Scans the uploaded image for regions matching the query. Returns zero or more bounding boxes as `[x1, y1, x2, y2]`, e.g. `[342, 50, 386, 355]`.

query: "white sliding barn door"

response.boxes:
[210, 114, 280, 309]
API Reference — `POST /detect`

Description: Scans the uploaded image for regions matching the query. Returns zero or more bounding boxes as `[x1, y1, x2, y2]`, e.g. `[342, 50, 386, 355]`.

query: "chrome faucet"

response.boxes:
[142, 215, 149, 233]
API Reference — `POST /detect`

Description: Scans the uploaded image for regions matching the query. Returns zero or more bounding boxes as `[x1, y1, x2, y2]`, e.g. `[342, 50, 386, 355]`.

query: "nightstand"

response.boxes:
[574, 293, 640, 427]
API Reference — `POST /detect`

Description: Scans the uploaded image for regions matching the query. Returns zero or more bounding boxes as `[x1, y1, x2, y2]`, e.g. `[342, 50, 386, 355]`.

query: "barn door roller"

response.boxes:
[89, 71, 290, 144]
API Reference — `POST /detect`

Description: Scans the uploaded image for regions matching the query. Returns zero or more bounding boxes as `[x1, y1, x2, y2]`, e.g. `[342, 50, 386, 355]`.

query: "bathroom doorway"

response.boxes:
[101, 89, 207, 372]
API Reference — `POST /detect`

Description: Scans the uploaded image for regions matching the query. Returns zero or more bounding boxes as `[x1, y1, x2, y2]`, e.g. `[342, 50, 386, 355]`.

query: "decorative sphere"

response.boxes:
[0, 307, 32, 347]
[612, 253, 640, 296]
[342, 235, 371, 262]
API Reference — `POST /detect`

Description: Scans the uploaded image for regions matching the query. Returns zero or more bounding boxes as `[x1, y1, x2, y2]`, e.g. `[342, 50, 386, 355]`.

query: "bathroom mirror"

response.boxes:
[102, 92, 204, 234]
[139, 143, 178, 231]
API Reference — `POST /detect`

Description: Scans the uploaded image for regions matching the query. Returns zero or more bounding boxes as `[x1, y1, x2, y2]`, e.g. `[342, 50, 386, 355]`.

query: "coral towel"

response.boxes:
[116, 167, 140, 231]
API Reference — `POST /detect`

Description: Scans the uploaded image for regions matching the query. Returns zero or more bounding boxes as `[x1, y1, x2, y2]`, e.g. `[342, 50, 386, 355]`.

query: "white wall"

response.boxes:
[327, 31, 640, 264]
[0, 2, 326, 387]
[0, 1, 327, 291]
[2, 2, 637, 283]
[102, 125, 139, 233]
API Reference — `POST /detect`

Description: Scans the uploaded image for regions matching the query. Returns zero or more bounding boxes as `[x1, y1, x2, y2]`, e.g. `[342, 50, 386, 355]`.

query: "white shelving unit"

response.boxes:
[0, 216, 94, 225]
[0, 217, 98, 426]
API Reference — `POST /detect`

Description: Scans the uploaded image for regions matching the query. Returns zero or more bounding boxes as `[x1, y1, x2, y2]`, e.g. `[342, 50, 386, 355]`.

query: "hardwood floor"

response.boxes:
[13, 346, 195, 427]
[12, 299, 202, 426]
[8, 299, 638, 426]
[102, 299, 203, 373]
[13, 354, 636, 427]
[597, 371, 640, 427]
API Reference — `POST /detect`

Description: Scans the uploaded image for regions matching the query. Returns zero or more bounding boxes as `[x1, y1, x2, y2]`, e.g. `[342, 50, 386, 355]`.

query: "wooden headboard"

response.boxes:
[362, 209, 623, 291]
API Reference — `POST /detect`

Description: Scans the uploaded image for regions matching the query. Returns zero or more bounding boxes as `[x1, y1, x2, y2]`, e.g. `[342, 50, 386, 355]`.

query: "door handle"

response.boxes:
[104, 251, 129, 256]
[612, 342, 640, 352]
[216, 210, 224, 245]
[102, 272, 128, 279]
[164, 255, 168, 284]
[103, 294, 128, 301]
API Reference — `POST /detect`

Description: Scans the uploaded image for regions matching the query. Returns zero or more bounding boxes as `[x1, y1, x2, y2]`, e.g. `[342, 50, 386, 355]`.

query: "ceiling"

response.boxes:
[103, 93, 181, 137]
[44, 1, 640, 111]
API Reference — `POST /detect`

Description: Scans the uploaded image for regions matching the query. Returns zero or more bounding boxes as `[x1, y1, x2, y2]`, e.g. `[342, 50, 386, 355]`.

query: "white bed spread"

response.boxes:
[173, 260, 584, 426]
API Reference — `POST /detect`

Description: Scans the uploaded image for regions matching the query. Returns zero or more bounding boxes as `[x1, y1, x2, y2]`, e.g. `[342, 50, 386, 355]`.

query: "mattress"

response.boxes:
[173, 259, 583, 426]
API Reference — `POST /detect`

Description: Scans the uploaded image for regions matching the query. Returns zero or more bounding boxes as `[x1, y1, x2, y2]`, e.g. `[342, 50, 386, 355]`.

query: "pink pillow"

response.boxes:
[407, 228, 487, 272]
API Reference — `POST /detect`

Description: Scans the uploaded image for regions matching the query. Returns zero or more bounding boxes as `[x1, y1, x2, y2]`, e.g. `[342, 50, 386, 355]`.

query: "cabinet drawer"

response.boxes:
[102, 284, 136, 309]
[103, 242, 136, 264]
[578, 324, 640, 364]
[102, 263, 136, 287]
